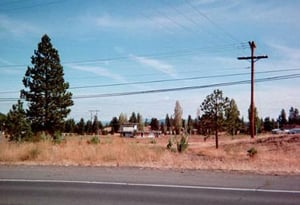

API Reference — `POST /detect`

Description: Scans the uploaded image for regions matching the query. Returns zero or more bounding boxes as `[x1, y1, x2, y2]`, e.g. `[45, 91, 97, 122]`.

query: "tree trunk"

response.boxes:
[215, 129, 218, 149]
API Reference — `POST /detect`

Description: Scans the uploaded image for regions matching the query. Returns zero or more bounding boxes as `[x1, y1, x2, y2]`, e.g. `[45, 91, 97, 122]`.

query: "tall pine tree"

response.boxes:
[21, 34, 73, 135]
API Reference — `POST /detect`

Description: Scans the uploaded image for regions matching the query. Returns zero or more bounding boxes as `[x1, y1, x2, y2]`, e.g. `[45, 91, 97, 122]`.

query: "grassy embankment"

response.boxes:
[0, 133, 299, 175]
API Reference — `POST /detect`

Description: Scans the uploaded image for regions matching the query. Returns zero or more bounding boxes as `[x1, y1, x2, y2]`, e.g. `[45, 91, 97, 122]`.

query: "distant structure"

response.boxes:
[119, 123, 138, 137]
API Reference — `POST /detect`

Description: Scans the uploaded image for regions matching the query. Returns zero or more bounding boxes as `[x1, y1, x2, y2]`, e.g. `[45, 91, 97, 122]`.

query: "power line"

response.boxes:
[0, 0, 63, 12]
[1, 73, 299, 102]
[69, 68, 300, 90]
[184, 0, 242, 44]
[0, 43, 247, 69]
[72, 73, 300, 99]
[1, 67, 300, 94]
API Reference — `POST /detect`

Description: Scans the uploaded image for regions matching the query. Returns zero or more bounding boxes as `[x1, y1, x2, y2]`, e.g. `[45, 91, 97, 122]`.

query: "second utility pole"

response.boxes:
[238, 41, 268, 138]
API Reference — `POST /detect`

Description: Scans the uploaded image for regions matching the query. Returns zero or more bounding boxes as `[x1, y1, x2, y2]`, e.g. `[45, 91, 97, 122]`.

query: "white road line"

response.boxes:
[1, 178, 300, 194]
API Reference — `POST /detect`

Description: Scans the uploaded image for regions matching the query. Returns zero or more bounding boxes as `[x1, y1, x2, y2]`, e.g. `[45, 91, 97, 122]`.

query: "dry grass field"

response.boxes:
[0, 133, 299, 175]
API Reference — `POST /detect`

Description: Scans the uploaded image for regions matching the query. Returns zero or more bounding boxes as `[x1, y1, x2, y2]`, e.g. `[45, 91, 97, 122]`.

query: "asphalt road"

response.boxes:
[0, 166, 300, 205]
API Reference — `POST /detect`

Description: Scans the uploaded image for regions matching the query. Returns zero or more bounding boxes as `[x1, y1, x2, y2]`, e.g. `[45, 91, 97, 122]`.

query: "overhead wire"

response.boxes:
[69, 68, 300, 90]
[1, 73, 299, 102]
[72, 73, 300, 99]
[1, 67, 299, 94]
[0, 42, 248, 69]
[184, 0, 242, 44]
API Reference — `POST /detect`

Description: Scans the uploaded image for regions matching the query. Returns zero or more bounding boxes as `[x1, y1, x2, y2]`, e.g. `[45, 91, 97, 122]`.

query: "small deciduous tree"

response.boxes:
[6, 100, 32, 142]
[137, 113, 144, 131]
[174, 100, 183, 134]
[225, 99, 240, 135]
[118, 113, 128, 125]
[200, 89, 230, 149]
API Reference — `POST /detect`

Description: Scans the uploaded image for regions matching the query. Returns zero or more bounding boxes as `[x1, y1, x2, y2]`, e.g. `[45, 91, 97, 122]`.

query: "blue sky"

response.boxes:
[0, 0, 300, 122]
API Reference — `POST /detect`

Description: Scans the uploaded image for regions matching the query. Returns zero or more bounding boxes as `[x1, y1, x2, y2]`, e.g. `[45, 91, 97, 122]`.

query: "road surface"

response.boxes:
[0, 165, 299, 204]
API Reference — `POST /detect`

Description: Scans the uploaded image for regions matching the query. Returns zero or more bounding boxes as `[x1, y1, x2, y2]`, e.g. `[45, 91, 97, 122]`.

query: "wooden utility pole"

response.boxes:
[238, 41, 268, 138]
[89, 110, 100, 121]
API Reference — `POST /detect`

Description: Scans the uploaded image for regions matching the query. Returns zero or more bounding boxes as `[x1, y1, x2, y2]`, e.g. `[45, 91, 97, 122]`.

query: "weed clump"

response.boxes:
[88, 136, 100, 144]
[167, 134, 189, 153]
[247, 147, 257, 158]
[21, 146, 40, 161]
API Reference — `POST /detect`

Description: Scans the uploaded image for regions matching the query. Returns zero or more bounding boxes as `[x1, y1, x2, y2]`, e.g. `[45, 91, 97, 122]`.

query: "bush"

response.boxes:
[150, 138, 156, 144]
[21, 146, 40, 161]
[167, 134, 189, 153]
[52, 131, 65, 144]
[88, 136, 100, 144]
[247, 147, 257, 158]
[177, 134, 189, 153]
[166, 138, 173, 150]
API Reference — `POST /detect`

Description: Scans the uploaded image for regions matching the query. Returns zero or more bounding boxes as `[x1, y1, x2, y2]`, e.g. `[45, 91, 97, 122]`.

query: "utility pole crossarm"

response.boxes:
[237, 55, 268, 60]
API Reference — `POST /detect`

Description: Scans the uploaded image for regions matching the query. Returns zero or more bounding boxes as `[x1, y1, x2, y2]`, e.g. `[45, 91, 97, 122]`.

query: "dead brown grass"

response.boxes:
[0, 134, 299, 175]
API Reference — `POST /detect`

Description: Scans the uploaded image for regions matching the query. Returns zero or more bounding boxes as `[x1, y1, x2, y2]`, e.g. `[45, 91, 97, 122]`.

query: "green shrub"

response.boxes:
[166, 138, 173, 150]
[247, 147, 257, 158]
[177, 134, 189, 153]
[21, 146, 40, 161]
[52, 131, 65, 144]
[167, 134, 189, 153]
[88, 136, 100, 144]
[150, 138, 156, 144]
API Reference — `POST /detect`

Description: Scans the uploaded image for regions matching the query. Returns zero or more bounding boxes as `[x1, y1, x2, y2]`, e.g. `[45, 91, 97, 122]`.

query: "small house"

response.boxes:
[119, 123, 138, 137]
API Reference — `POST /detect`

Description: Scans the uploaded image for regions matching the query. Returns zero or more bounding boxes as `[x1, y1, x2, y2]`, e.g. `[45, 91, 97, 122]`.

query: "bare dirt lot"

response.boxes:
[0, 134, 299, 175]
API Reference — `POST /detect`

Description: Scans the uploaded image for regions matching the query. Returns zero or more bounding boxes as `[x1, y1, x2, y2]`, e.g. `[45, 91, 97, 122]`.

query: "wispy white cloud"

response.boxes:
[0, 15, 39, 37]
[265, 42, 300, 68]
[67, 64, 126, 82]
[130, 55, 177, 78]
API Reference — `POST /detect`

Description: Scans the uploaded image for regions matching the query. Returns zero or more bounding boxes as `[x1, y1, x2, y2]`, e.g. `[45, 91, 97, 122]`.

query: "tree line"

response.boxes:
[0, 34, 299, 144]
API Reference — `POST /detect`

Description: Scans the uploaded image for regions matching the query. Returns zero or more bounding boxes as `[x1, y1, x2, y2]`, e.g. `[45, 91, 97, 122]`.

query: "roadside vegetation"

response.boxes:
[0, 134, 299, 175]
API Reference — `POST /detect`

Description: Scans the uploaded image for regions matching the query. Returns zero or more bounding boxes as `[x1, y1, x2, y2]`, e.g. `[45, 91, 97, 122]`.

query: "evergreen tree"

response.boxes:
[289, 107, 300, 124]
[160, 122, 166, 134]
[278, 109, 287, 128]
[110, 116, 119, 134]
[150, 118, 160, 131]
[187, 115, 193, 134]
[6, 100, 32, 142]
[129, 112, 137, 123]
[200, 89, 230, 149]
[85, 120, 93, 134]
[225, 99, 240, 135]
[263, 117, 274, 132]
[165, 114, 171, 133]
[92, 115, 102, 134]
[0, 113, 6, 134]
[64, 118, 76, 133]
[21, 34, 73, 136]
[76, 118, 85, 135]
[174, 100, 183, 134]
